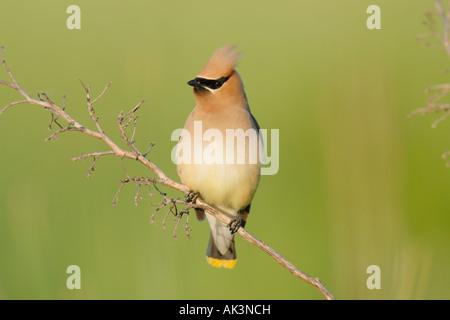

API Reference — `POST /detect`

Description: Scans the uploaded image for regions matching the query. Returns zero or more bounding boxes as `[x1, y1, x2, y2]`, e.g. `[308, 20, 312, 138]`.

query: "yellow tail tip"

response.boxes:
[206, 257, 237, 269]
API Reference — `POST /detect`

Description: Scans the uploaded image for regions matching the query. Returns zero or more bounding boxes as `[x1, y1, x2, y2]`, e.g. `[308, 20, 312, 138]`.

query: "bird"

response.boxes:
[176, 45, 262, 269]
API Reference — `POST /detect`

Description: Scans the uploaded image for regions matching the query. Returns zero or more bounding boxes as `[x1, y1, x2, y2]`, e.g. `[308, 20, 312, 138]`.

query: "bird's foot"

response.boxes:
[228, 217, 242, 234]
[185, 191, 199, 203]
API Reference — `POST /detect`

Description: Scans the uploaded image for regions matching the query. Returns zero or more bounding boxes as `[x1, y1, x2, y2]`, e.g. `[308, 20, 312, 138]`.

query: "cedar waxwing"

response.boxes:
[176, 45, 262, 269]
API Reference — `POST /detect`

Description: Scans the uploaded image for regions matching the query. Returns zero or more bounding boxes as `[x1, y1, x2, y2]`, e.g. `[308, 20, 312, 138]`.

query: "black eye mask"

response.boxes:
[196, 76, 230, 90]
[187, 76, 230, 91]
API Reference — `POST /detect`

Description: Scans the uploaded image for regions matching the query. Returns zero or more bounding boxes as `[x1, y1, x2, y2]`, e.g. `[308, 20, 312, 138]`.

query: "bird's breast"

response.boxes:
[179, 162, 260, 217]
[176, 104, 262, 215]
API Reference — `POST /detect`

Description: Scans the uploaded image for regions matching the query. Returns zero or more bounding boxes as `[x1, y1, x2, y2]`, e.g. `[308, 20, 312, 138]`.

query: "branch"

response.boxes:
[411, 1, 450, 166]
[0, 45, 335, 300]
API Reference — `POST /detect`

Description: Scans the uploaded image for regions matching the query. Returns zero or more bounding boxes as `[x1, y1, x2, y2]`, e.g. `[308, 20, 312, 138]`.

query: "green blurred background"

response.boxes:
[1, 0, 449, 300]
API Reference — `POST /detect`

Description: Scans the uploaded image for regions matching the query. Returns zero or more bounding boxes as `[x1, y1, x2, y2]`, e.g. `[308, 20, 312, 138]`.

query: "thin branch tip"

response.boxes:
[411, 2, 450, 167]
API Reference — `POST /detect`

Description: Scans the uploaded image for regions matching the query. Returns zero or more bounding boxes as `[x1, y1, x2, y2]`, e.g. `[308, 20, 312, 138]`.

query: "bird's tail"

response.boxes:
[206, 231, 237, 269]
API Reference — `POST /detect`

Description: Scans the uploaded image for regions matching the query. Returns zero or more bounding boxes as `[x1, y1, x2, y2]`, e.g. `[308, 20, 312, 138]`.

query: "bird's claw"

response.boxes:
[185, 191, 199, 203]
[228, 217, 242, 234]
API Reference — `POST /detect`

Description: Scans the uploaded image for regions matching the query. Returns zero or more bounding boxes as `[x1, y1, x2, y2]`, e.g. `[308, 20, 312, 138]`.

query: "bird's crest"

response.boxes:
[198, 45, 241, 80]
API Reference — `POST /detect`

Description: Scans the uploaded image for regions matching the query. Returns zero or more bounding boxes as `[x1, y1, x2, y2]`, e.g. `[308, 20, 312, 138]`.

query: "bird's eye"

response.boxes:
[215, 80, 222, 88]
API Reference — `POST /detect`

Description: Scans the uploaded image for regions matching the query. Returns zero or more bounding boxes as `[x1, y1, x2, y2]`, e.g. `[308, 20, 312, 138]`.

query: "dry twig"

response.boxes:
[411, 0, 450, 166]
[0, 45, 335, 300]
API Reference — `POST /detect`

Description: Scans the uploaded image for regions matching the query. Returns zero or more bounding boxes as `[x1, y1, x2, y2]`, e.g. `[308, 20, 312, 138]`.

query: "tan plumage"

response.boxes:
[197, 45, 242, 79]
[177, 45, 262, 269]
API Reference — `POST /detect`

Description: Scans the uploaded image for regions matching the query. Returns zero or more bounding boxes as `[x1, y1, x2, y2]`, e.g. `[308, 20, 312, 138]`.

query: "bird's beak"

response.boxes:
[187, 78, 202, 88]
